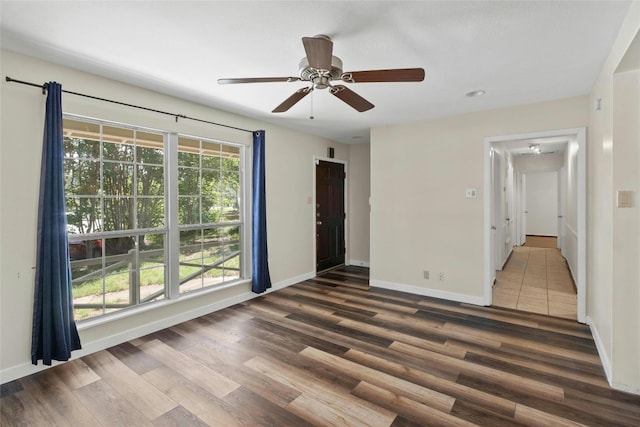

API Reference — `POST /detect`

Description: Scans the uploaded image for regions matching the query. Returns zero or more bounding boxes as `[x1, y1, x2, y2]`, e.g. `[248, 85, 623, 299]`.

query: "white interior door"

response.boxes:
[525, 171, 558, 236]
[558, 166, 567, 254]
[492, 152, 504, 271]
[518, 172, 527, 245]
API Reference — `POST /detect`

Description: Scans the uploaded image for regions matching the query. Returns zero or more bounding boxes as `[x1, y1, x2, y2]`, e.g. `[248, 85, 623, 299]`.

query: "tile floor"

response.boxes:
[492, 239, 577, 320]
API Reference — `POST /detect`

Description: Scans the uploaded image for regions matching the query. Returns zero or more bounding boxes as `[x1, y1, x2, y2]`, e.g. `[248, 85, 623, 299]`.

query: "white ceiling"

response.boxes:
[0, 1, 631, 144]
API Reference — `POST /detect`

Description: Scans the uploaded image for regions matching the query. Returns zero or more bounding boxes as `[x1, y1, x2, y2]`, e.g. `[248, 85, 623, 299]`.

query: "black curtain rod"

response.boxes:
[5, 76, 254, 134]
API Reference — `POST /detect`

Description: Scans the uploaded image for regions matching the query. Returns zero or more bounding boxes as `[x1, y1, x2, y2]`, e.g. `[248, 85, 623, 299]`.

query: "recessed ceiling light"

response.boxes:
[466, 90, 486, 97]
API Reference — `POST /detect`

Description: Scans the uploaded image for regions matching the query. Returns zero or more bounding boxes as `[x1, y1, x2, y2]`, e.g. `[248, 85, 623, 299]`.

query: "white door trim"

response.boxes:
[483, 128, 586, 323]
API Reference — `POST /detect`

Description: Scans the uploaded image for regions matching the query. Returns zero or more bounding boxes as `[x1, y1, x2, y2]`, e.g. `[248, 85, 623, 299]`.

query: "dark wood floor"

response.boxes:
[2, 266, 639, 426]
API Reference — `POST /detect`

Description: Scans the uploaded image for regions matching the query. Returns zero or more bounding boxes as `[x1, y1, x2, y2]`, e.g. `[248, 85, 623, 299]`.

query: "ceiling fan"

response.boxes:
[218, 35, 425, 113]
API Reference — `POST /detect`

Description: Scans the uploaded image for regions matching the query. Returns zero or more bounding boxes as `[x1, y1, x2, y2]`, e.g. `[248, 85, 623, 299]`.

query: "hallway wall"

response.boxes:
[587, 2, 640, 393]
[370, 96, 588, 303]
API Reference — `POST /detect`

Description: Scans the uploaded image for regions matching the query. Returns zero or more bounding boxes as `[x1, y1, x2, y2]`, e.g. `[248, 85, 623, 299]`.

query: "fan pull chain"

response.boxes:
[309, 89, 314, 120]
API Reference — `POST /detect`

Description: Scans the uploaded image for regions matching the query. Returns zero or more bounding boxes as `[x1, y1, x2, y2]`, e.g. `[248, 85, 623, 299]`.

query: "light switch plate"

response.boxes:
[617, 190, 634, 208]
[466, 188, 477, 199]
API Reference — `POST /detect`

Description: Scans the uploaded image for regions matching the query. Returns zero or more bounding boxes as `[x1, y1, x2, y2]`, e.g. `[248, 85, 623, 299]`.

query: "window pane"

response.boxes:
[201, 153, 221, 170]
[137, 145, 164, 165]
[136, 131, 164, 165]
[65, 158, 100, 195]
[103, 126, 135, 162]
[65, 136, 100, 160]
[139, 233, 165, 303]
[201, 169, 219, 193]
[201, 196, 220, 224]
[221, 202, 240, 222]
[137, 164, 164, 196]
[178, 167, 199, 195]
[103, 271, 131, 307]
[68, 237, 103, 262]
[66, 197, 102, 234]
[222, 156, 240, 173]
[138, 197, 164, 228]
[179, 196, 200, 225]
[103, 163, 134, 196]
[178, 151, 199, 167]
[223, 226, 241, 282]
[201, 227, 223, 286]
[139, 266, 165, 302]
[179, 229, 203, 293]
[104, 197, 134, 231]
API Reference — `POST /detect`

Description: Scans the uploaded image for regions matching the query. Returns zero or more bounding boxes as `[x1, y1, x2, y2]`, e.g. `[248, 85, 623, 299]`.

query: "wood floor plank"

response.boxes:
[51, 358, 100, 390]
[299, 346, 456, 414]
[142, 366, 244, 427]
[389, 340, 566, 402]
[343, 347, 517, 417]
[4, 266, 639, 427]
[72, 380, 154, 426]
[83, 350, 177, 419]
[222, 385, 314, 427]
[151, 405, 208, 427]
[106, 341, 164, 375]
[244, 355, 397, 426]
[19, 369, 99, 426]
[352, 381, 476, 427]
[0, 390, 55, 427]
[138, 339, 240, 398]
[183, 340, 303, 408]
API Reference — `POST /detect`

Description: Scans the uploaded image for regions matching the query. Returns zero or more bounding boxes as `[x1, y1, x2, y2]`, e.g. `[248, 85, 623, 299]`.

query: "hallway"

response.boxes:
[492, 237, 577, 320]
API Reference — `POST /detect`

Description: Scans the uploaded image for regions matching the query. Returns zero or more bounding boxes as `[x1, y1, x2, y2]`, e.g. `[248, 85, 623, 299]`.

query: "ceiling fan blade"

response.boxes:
[341, 68, 425, 83]
[272, 87, 313, 113]
[302, 35, 333, 70]
[330, 85, 374, 112]
[218, 77, 300, 84]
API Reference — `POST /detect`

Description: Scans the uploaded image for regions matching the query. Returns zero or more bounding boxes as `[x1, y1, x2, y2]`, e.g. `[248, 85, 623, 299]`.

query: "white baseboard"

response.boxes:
[586, 316, 640, 396]
[0, 271, 314, 385]
[370, 279, 485, 306]
[348, 259, 370, 268]
[586, 315, 612, 385]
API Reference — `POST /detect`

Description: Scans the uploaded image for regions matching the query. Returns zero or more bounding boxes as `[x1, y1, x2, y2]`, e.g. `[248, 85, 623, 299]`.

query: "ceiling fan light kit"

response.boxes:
[218, 35, 425, 114]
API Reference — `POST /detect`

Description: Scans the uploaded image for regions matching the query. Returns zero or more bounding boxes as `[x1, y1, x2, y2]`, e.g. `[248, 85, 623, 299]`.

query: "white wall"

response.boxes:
[370, 96, 588, 302]
[0, 50, 370, 383]
[612, 67, 640, 392]
[348, 142, 370, 267]
[525, 171, 558, 236]
[587, 2, 640, 393]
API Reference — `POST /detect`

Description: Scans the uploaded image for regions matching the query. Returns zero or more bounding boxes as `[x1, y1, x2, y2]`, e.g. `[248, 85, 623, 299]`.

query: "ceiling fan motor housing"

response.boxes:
[298, 56, 343, 89]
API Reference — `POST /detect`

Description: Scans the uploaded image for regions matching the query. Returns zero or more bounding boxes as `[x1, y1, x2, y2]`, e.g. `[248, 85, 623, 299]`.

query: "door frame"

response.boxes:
[313, 156, 348, 274]
[483, 128, 586, 323]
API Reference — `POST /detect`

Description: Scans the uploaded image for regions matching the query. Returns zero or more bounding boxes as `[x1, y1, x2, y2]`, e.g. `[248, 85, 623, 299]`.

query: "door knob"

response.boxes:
[317, 221, 322, 225]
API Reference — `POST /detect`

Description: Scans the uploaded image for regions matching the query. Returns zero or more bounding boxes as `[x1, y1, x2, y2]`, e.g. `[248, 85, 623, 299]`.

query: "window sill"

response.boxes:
[77, 278, 252, 331]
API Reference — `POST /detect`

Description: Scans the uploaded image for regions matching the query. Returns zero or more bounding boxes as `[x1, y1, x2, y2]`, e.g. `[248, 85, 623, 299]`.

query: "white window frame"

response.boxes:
[64, 114, 251, 322]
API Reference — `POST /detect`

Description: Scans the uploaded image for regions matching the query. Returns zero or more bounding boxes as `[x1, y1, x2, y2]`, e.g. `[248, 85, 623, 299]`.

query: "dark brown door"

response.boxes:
[316, 160, 345, 272]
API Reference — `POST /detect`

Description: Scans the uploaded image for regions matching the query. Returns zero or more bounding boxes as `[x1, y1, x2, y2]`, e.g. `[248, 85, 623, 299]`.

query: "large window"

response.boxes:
[63, 116, 247, 321]
[177, 137, 242, 294]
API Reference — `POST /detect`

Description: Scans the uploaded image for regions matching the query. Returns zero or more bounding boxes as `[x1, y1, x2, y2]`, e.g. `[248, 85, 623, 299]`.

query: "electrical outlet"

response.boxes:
[439, 272, 444, 281]
[423, 270, 429, 280]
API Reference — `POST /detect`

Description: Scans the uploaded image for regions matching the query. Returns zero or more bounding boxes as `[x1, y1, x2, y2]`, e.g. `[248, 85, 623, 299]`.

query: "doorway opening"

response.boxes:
[314, 158, 346, 273]
[483, 128, 586, 322]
